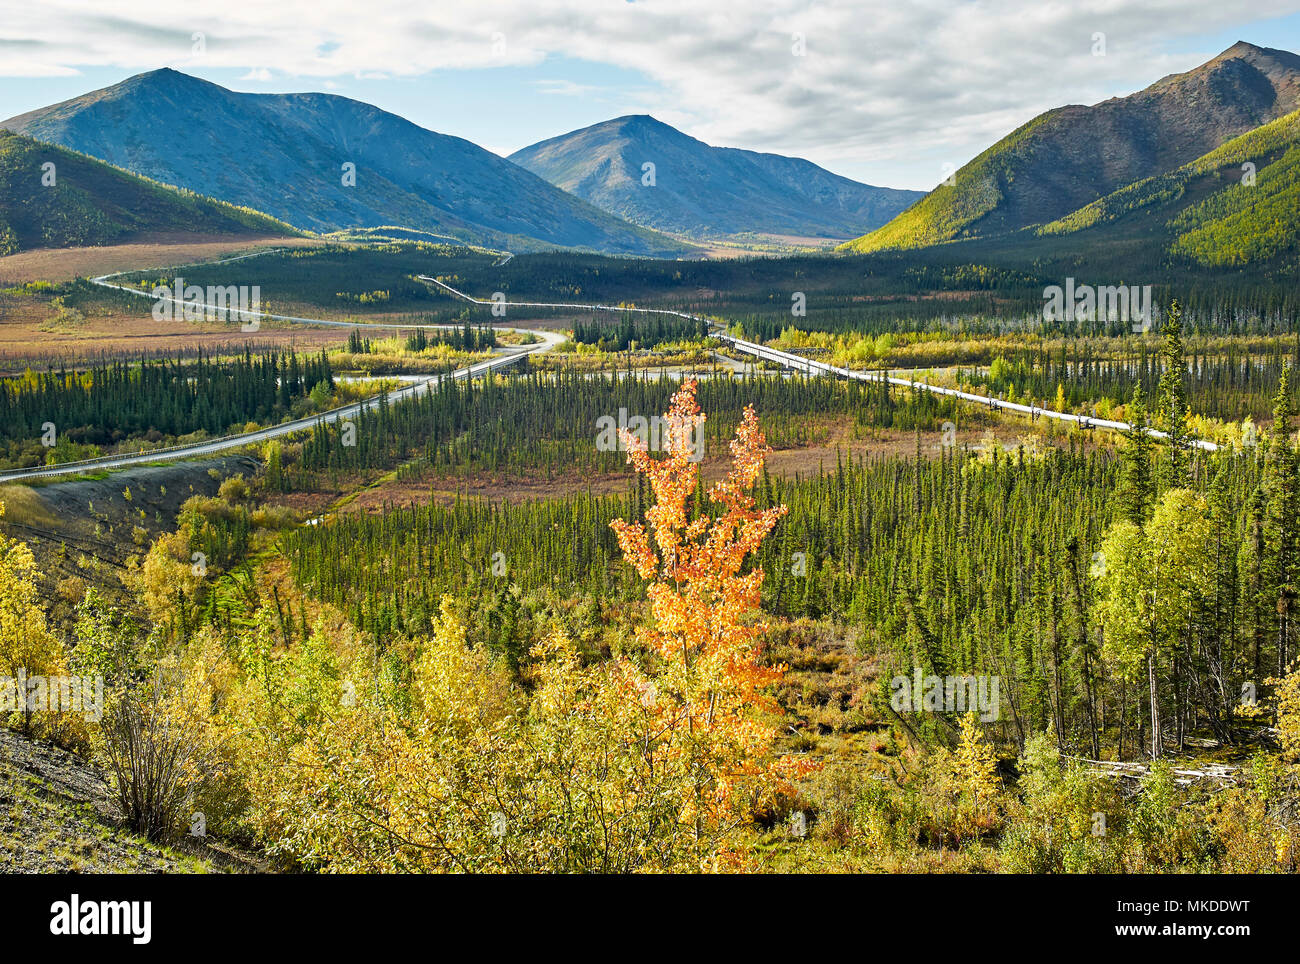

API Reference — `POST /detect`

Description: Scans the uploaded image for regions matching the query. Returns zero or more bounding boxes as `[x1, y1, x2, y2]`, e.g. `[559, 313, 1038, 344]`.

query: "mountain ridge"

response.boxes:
[0, 127, 298, 254]
[841, 41, 1300, 254]
[2, 69, 688, 257]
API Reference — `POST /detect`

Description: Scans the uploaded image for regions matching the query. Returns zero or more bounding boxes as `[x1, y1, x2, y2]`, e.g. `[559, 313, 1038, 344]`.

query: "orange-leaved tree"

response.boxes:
[610, 379, 815, 837]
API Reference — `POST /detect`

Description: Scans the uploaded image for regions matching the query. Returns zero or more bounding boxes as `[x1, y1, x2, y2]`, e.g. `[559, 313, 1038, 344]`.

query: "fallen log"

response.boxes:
[1060, 755, 1242, 787]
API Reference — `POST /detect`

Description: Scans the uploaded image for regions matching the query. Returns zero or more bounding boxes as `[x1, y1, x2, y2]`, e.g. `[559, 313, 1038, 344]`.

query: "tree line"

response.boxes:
[287, 367, 970, 487]
[0, 347, 333, 456]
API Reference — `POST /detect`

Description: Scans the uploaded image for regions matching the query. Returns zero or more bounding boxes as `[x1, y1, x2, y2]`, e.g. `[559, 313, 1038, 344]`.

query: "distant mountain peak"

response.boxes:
[1144, 41, 1300, 95]
[609, 113, 660, 125]
[1214, 40, 1297, 64]
[511, 115, 920, 241]
[115, 67, 212, 92]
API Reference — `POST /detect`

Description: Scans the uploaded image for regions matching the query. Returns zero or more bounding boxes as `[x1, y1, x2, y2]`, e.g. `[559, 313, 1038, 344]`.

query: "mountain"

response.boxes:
[509, 114, 920, 241]
[0, 129, 297, 255]
[842, 42, 1300, 254]
[1037, 104, 1300, 267]
[1, 69, 686, 257]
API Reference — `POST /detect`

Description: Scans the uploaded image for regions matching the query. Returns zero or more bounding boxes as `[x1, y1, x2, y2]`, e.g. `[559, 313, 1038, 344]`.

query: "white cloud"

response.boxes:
[240, 67, 273, 81]
[0, 62, 80, 78]
[1, 0, 1295, 187]
[532, 79, 600, 97]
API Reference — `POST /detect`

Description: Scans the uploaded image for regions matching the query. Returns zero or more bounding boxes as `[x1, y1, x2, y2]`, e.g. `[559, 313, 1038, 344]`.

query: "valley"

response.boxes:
[3, 238, 1295, 879]
[1, 14, 1300, 908]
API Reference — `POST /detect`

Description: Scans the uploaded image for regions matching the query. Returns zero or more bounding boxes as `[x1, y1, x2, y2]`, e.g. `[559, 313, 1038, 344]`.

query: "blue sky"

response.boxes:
[2, 1, 1298, 190]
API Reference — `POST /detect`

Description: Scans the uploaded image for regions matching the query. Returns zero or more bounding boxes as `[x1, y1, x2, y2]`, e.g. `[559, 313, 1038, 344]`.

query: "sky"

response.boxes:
[1, 0, 1299, 191]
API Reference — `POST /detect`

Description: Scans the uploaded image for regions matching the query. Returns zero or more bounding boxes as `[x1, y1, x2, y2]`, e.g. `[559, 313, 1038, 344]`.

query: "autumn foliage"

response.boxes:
[610, 379, 814, 832]
[168, 381, 815, 872]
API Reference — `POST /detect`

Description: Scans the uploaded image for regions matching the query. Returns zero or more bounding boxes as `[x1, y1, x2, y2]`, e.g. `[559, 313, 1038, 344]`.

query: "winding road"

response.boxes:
[0, 251, 1216, 485]
[421, 275, 1220, 454]
[0, 263, 563, 483]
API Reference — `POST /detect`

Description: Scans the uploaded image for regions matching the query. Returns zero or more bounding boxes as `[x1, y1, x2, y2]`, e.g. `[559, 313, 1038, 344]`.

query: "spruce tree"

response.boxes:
[1157, 301, 1190, 488]
[1119, 384, 1154, 526]
[1262, 363, 1299, 673]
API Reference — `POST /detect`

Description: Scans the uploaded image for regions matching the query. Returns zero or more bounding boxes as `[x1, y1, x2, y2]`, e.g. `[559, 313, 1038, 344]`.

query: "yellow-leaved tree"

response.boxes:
[949, 712, 1001, 839]
[1092, 489, 1216, 758]
[610, 378, 816, 837]
[1275, 667, 1300, 762]
[0, 502, 68, 733]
